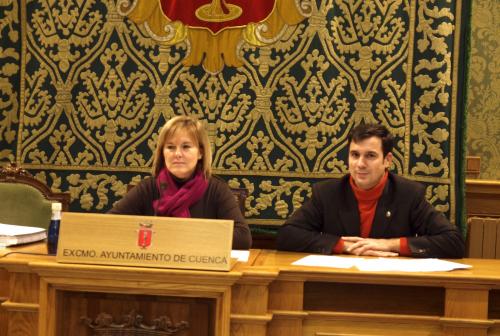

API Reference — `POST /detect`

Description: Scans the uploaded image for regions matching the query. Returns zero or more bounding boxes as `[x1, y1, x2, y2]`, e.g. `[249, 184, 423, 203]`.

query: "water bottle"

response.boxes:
[47, 202, 62, 255]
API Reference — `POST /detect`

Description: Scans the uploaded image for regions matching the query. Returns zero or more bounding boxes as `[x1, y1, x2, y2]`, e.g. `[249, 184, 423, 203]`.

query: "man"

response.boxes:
[277, 123, 465, 258]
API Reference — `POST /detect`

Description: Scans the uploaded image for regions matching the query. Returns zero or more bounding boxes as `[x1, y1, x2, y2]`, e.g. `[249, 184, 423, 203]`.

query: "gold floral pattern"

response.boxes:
[0, 0, 466, 226]
[0, 0, 19, 164]
[466, 0, 500, 180]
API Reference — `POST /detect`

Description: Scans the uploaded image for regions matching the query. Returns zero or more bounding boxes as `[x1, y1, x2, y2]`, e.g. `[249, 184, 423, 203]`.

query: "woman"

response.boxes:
[109, 115, 252, 250]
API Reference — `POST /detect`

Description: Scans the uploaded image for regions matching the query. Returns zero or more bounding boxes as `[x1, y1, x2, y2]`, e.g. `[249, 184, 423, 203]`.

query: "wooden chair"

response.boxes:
[0, 163, 70, 229]
[467, 216, 500, 259]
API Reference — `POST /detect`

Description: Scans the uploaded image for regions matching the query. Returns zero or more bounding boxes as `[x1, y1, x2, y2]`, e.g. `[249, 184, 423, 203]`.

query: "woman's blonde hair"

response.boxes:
[152, 115, 212, 179]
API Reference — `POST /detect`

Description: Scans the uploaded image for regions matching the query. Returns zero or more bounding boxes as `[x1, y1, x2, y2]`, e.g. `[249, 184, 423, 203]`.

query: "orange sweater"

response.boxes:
[333, 172, 410, 255]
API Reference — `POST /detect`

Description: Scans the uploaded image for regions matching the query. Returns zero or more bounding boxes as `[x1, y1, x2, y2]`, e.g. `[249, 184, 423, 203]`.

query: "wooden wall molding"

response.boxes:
[466, 179, 500, 218]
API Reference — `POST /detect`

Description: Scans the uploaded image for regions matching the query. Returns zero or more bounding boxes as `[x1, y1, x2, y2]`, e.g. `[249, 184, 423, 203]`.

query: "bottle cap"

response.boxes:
[52, 202, 62, 211]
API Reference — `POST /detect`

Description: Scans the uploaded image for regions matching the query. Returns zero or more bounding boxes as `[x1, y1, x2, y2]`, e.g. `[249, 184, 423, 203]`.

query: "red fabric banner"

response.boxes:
[160, 0, 276, 34]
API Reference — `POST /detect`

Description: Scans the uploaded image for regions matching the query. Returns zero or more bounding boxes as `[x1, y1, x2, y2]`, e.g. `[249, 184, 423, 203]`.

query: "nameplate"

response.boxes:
[56, 212, 233, 271]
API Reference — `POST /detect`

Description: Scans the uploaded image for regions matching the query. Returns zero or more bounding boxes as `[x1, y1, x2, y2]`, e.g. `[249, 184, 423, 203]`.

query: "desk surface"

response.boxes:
[250, 249, 500, 286]
[2, 244, 500, 336]
[2, 243, 500, 282]
[0, 243, 259, 286]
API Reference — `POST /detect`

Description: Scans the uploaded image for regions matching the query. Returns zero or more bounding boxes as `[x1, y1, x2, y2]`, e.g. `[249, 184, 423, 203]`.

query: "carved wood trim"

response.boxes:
[1, 300, 39, 313]
[81, 310, 189, 336]
[0, 163, 70, 211]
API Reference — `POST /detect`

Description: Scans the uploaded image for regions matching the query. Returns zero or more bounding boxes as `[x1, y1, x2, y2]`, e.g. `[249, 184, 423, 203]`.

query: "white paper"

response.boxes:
[231, 250, 250, 262]
[355, 258, 472, 272]
[291, 255, 472, 272]
[0, 223, 47, 247]
[0, 223, 46, 236]
[291, 254, 359, 269]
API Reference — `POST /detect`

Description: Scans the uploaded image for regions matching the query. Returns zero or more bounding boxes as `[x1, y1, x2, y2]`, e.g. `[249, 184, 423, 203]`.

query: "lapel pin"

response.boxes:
[386, 210, 391, 218]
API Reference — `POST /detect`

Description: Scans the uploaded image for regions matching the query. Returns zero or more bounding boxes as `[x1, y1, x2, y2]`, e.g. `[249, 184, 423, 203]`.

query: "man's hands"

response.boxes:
[342, 236, 400, 257]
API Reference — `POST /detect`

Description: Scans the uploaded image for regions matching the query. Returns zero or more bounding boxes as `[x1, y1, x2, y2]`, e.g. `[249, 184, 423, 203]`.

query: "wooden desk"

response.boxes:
[2, 246, 500, 336]
[0, 244, 271, 336]
[252, 250, 500, 336]
[465, 179, 500, 258]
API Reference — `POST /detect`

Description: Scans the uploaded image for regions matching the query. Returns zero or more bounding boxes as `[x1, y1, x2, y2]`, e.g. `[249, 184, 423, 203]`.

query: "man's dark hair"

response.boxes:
[347, 123, 394, 157]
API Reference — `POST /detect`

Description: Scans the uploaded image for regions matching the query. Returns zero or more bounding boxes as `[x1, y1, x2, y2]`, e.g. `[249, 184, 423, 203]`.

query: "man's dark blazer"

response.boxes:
[277, 173, 465, 258]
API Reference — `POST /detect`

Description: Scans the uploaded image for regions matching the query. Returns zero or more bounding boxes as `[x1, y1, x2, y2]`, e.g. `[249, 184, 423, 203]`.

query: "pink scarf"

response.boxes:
[153, 168, 208, 217]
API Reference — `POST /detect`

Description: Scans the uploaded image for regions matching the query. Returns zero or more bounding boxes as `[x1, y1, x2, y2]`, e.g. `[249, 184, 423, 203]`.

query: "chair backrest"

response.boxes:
[0, 164, 70, 229]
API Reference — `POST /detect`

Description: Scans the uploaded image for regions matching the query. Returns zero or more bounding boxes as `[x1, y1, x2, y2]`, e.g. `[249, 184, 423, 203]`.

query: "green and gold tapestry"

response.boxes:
[467, 0, 499, 180]
[0, 0, 467, 230]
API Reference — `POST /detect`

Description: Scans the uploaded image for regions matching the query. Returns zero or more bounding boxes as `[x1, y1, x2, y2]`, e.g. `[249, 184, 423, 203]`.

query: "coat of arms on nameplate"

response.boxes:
[137, 221, 154, 249]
